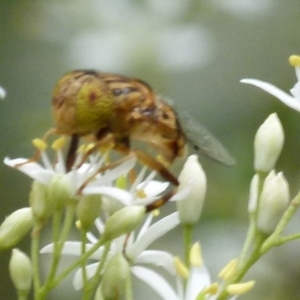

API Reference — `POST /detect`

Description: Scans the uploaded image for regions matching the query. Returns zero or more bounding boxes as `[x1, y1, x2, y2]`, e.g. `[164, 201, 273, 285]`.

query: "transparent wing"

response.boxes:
[179, 113, 235, 166]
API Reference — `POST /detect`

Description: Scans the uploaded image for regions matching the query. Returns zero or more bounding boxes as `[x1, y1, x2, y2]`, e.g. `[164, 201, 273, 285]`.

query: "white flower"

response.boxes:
[83, 165, 170, 208]
[253, 113, 284, 173]
[4, 138, 137, 202]
[41, 212, 180, 293]
[241, 55, 300, 112]
[140, 243, 248, 300]
[176, 155, 207, 224]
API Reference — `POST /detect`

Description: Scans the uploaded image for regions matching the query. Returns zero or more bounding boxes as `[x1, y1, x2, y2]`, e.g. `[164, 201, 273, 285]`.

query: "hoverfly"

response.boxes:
[48, 70, 234, 206]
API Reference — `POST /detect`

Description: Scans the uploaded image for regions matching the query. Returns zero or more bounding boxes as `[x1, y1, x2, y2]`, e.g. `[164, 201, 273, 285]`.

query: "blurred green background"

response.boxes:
[1, 0, 300, 299]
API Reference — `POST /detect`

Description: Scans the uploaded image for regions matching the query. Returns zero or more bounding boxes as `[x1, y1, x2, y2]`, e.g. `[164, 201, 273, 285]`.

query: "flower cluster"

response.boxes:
[6, 54, 300, 299]
[2, 136, 219, 299]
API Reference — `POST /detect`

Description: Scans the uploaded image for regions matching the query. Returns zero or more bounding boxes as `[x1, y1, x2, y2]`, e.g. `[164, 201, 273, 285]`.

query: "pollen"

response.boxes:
[218, 259, 238, 281]
[85, 143, 95, 153]
[204, 282, 219, 295]
[151, 209, 160, 217]
[226, 280, 255, 295]
[136, 189, 147, 198]
[75, 220, 82, 230]
[32, 138, 47, 151]
[289, 55, 300, 67]
[173, 256, 189, 279]
[51, 137, 66, 150]
[77, 145, 86, 154]
[189, 242, 202, 267]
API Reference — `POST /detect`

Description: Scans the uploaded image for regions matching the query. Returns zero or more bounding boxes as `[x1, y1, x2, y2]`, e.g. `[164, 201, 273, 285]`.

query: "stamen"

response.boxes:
[136, 189, 147, 198]
[204, 282, 219, 295]
[75, 220, 82, 230]
[218, 259, 238, 281]
[174, 256, 189, 279]
[189, 242, 202, 267]
[32, 139, 47, 151]
[130, 166, 147, 193]
[289, 55, 300, 67]
[51, 137, 66, 151]
[151, 209, 160, 217]
[226, 281, 255, 295]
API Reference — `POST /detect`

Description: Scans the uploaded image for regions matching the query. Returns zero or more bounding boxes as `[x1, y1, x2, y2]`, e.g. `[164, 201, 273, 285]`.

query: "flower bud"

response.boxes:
[257, 171, 289, 234]
[29, 180, 53, 222]
[0, 208, 33, 251]
[47, 175, 73, 210]
[248, 174, 259, 213]
[176, 155, 207, 224]
[101, 253, 130, 300]
[102, 206, 145, 241]
[9, 248, 32, 296]
[76, 195, 102, 231]
[254, 113, 284, 172]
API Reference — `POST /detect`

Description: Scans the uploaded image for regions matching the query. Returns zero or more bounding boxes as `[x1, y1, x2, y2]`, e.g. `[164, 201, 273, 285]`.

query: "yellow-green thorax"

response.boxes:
[52, 70, 115, 135]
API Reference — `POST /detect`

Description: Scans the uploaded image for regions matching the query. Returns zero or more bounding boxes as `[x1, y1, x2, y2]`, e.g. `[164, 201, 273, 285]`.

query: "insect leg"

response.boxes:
[131, 150, 179, 186]
[145, 189, 175, 213]
[66, 134, 80, 172]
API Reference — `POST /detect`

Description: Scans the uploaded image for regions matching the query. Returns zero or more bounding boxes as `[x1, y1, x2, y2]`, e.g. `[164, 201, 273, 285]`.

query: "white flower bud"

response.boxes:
[0, 208, 33, 250]
[76, 195, 102, 231]
[248, 174, 259, 213]
[101, 253, 130, 300]
[176, 155, 207, 224]
[9, 248, 32, 296]
[254, 113, 284, 172]
[30, 180, 53, 222]
[47, 175, 73, 210]
[102, 206, 145, 241]
[257, 171, 289, 234]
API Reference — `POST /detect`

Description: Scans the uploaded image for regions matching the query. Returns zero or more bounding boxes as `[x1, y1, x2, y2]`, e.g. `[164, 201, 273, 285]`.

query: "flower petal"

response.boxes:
[127, 212, 180, 259]
[40, 242, 104, 260]
[136, 250, 176, 275]
[185, 264, 211, 300]
[4, 157, 55, 185]
[290, 81, 300, 100]
[132, 266, 178, 300]
[88, 156, 136, 187]
[83, 186, 133, 205]
[241, 79, 300, 111]
[138, 180, 169, 197]
[73, 262, 99, 290]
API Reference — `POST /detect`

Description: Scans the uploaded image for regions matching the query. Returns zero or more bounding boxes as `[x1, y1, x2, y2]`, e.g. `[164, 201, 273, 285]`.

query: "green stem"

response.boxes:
[124, 272, 133, 300]
[261, 192, 300, 253]
[217, 232, 266, 300]
[17, 291, 29, 300]
[39, 205, 75, 297]
[43, 211, 62, 284]
[31, 224, 42, 300]
[238, 215, 256, 267]
[83, 241, 111, 300]
[50, 236, 106, 289]
[183, 224, 193, 268]
[80, 230, 88, 288]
